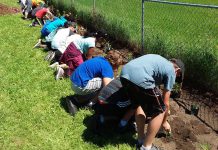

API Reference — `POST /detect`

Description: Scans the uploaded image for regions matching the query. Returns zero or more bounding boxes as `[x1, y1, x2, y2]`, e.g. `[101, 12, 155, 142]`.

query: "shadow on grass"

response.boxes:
[59, 96, 71, 114]
[81, 115, 136, 147]
[60, 96, 136, 147]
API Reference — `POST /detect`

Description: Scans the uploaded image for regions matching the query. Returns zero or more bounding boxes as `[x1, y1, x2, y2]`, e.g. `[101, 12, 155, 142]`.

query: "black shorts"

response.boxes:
[95, 103, 131, 120]
[120, 77, 166, 117]
[96, 78, 131, 118]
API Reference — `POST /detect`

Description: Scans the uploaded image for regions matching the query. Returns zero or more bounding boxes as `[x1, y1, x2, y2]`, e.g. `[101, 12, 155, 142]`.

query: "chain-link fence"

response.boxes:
[49, 0, 218, 131]
[50, 0, 218, 53]
[50, 0, 218, 94]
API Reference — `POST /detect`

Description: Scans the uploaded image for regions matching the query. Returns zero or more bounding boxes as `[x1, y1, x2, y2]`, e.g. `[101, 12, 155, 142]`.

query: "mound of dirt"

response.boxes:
[154, 100, 218, 150]
[0, 3, 20, 16]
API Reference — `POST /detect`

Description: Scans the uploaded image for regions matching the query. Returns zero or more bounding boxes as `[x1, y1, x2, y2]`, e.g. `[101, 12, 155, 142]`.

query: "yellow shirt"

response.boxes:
[32, 0, 45, 6]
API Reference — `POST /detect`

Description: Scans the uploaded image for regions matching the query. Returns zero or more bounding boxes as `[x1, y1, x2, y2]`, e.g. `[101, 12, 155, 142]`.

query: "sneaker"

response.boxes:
[149, 145, 160, 150]
[49, 62, 59, 69]
[48, 51, 55, 62]
[138, 145, 160, 150]
[33, 41, 41, 49]
[59, 63, 69, 69]
[23, 17, 31, 20]
[66, 97, 78, 116]
[55, 67, 64, 80]
[44, 51, 52, 61]
[86, 101, 96, 108]
[44, 51, 55, 61]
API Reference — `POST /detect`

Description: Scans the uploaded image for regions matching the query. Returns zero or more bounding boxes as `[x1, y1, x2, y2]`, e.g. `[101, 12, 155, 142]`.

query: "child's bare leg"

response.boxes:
[143, 112, 165, 147]
[135, 106, 146, 141]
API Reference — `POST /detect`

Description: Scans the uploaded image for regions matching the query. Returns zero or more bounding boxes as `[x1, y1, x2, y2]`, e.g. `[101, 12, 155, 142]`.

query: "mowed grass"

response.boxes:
[54, 0, 218, 47]
[53, 0, 218, 93]
[0, 2, 136, 150]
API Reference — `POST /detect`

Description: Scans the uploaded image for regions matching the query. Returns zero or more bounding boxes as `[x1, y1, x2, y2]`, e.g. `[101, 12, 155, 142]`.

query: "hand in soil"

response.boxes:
[162, 121, 172, 136]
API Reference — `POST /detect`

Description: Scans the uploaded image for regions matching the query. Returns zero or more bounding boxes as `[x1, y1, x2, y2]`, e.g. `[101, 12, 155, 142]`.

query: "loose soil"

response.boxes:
[0, 3, 20, 16]
[155, 100, 218, 150]
[91, 44, 218, 149]
[1, 3, 217, 150]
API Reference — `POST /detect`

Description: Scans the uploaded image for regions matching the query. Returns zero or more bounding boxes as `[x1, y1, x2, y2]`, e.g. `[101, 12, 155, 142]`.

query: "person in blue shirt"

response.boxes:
[66, 50, 124, 116]
[120, 54, 185, 150]
[33, 15, 71, 49]
[41, 16, 67, 37]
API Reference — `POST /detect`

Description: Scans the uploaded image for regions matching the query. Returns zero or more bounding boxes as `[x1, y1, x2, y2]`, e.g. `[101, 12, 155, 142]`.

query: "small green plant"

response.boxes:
[190, 104, 199, 116]
[172, 83, 181, 93]
[200, 143, 211, 150]
[171, 83, 181, 98]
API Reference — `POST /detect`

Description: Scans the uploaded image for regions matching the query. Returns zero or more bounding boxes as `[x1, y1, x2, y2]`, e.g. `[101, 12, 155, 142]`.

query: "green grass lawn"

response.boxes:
[0, 2, 136, 150]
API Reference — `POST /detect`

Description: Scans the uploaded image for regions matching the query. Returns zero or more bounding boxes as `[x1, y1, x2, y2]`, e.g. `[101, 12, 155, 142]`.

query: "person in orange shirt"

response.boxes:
[32, 0, 45, 8]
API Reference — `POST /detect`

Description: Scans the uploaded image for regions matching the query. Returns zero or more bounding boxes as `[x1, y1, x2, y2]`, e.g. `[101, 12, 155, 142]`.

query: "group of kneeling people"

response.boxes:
[66, 53, 185, 150]
[19, 2, 186, 150]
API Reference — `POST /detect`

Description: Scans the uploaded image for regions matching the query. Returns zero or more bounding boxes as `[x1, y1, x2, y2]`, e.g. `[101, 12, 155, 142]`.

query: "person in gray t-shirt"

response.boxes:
[120, 54, 185, 150]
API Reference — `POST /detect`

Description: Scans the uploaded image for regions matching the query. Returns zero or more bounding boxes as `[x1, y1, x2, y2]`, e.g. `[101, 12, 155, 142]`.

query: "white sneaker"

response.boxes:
[44, 51, 55, 61]
[33, 40, 41, 49]
[59, 63, 69, 69]
[49, 62, 59, 69]
[55, 67, 64, 80]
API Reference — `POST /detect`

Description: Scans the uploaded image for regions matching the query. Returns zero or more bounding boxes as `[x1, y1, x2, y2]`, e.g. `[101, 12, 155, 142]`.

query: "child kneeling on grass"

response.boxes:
[65, 50, 125, 116]
[33, 14, 72, 49]
[30, 5, 53, 27]
[44, 22, 77, 63]
[20, 0, 32, 19]
[54, 31, 108, 80]
[94, 77, 136, 134]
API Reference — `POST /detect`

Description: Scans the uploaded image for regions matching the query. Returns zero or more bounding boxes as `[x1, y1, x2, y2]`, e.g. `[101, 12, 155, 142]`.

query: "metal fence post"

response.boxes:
[93, 0, 96, 15]
[141, 0, 145, 54]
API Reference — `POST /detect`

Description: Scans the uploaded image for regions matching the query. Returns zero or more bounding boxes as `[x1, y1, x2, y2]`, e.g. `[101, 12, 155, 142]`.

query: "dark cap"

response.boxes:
[170, 58, 185, 83]
[64, 21, 77, 28]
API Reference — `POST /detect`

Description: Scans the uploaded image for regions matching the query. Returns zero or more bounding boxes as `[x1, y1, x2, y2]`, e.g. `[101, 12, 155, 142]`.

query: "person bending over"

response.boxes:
[120, 54, 185, 150]
[55, 31, 108, 79]
[66, 50, 125, 116]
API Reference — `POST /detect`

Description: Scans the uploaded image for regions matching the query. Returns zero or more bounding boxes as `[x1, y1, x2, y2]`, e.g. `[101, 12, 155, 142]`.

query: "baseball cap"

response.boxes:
[170, 58, 185, 83]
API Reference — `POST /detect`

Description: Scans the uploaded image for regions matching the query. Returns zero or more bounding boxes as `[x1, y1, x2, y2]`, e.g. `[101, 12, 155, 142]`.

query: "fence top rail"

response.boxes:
[145, 0, 218, 9]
